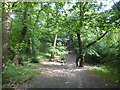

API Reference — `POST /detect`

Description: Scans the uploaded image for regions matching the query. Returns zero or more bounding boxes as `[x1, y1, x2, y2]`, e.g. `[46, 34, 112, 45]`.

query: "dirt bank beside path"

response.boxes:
[17, 52, 115, 88]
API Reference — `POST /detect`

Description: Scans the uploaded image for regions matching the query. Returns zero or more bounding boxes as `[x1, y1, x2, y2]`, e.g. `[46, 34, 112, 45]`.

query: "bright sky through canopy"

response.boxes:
[63, 0, 120, 11]
[99, 0, 120, 11]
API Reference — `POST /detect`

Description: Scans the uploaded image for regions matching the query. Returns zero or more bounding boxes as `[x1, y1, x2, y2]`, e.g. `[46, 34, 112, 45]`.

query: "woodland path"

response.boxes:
[17, 52, 115, 89]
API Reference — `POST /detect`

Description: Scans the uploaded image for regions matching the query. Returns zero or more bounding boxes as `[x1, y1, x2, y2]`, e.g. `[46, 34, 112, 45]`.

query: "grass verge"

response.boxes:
[2, 60, 40, 88]
[89, 60, 120, 87]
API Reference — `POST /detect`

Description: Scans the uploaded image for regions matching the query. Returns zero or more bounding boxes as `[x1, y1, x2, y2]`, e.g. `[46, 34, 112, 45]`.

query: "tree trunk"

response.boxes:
[2, 3, 11, 66]
[68, 32, 74, 51]
[76, 32, 84, 67]
[118, 32, 120, 60]
[0, 3, 2, 72]
[13, 52, 19, 65]
[75, 2, 85, 67]
[50, 34, 57, 61]
[13, 2, 28, 65]
[26, 40, 30, 53]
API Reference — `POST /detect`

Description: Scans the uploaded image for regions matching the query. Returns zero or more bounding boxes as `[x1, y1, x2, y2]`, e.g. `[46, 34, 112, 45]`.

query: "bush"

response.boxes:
[89, 60, 120, 86]
[2, 60, 40, 88]
[84, 40, 119, 64]
[60, 55, 66, 60]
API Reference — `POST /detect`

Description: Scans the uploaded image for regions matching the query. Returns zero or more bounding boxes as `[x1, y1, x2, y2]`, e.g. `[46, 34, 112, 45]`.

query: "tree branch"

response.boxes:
[112, 0, 120, 11]
[85, 31, 108, 48]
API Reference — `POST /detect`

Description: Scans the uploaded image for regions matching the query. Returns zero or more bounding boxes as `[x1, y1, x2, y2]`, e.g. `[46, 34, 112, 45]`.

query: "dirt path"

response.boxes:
[17, 52, 114, 88]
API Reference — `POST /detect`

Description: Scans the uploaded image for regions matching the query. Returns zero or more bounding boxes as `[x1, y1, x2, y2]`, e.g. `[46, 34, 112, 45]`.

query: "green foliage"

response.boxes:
[31, 57, 39, 63]
[3, 2, 120, 87]
[49, 42, 68, 56]
[8, 2, 119, 64]
[2, 60, 40, 87]
[85, 38, 119, 64]
[60, 55, 66, 60]
[90, 60, 120, 85]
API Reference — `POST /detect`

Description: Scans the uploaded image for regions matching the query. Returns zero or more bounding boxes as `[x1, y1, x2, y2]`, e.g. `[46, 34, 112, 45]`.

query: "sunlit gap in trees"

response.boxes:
[50, 2, 76, 16]
[97, 0, 120, 12]
[10, 0, 119, 19]
[63, 0, 119, 12]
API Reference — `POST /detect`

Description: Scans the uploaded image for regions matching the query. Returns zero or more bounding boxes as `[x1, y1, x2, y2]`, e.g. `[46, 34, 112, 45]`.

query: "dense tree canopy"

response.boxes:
[1, 1, 120, 88]
[1, 1, 120, 65]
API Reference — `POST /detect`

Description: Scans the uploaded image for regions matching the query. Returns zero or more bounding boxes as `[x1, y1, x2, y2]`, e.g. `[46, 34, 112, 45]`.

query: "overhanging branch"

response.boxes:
[85, 31, 108, 48]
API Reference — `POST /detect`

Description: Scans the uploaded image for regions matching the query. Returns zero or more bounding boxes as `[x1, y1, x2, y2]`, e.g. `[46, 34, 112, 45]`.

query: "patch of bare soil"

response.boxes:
[16, 52, 117, 89]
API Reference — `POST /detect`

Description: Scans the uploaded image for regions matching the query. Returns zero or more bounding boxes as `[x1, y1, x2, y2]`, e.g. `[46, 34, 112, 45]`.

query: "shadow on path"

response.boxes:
[17, 52, 115, 88]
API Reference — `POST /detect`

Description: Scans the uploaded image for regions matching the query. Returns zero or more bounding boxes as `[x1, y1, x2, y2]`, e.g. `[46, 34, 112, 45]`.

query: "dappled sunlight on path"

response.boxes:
[42, 61, 64, 65]
[17, 52, 113, 88]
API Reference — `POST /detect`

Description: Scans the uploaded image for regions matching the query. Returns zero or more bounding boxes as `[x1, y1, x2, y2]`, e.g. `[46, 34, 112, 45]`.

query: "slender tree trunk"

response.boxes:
[68, 32, 74, 51]
[2, 3, 11, 66]
[26, 40, 30, 53]
[13, 2, 28, 65]
[50, 34, 57, 61]
[0, 3, 2, 72]
[76, 32, 84, 67]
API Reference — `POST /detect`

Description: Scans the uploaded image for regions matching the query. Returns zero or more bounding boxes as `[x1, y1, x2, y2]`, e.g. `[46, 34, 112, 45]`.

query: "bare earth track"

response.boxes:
[17, 52, 116, 89]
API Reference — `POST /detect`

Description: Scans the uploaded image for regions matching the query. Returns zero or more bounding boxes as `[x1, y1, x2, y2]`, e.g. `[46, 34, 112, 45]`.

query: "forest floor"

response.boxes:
[16, 51, 116, 89]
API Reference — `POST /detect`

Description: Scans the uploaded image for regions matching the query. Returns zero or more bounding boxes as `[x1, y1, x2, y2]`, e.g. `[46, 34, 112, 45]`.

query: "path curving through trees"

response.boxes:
[17, 52, 115, 88]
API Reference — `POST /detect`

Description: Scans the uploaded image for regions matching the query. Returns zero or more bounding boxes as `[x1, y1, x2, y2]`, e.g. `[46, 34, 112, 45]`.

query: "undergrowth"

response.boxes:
[2, 60, 40, 88]
[89, 60, 120, 87]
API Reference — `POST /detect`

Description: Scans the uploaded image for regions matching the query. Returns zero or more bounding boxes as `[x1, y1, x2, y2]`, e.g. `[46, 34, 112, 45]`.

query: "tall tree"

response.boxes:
[13, 2, 29, 65]
[2, 3, 11, 66]
[63, 2, 110, 67]
[75, 2, 87, 67]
